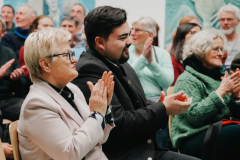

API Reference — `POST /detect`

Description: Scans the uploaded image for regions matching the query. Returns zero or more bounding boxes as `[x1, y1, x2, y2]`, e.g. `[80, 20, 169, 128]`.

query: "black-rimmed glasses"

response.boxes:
[46, 51, 75, 62]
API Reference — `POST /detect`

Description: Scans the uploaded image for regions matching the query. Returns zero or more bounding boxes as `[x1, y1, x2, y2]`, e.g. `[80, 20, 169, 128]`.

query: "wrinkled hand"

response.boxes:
[87, 79, 108, 116]
[230, 68, 240, 98]
[101, 71, 115, 106]
[217, 70, 240, 97]
[163, 91, 192, 115]
[143, 37, 153, 63]
[0, 59, 15, 79]
[10, 65, 26, 81]
[2, 143, 13, 158]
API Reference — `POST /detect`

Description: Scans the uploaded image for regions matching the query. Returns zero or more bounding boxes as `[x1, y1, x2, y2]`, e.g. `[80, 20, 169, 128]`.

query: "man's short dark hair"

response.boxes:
[84, 6, 127, 48]
[2, 5, 15, 14]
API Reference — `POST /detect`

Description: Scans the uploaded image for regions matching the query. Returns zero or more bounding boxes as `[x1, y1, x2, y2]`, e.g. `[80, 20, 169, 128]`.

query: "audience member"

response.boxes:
[166, 15, 200, 53]
[172, 29, 240, 159]
[61, 16, 86, 59]
[128, 16, 174, 149]
[72, 6, 199, 160]
[18, 15, 54, 78]
[219, 4, 240, 72]
[1, 5, 37, 58]
[0, 15, 27, 158]
[0, 15, 26, 121]
[170, 23, 201, 86]
[129, 16, 173, 100]
[1, 5, 15, 33]
[18, 27, 115, 160]
[70, 3, 85, 39]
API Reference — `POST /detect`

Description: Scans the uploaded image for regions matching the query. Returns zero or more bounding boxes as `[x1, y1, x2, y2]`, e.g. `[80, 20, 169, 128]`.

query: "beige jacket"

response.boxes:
[18, 79, 114, 160]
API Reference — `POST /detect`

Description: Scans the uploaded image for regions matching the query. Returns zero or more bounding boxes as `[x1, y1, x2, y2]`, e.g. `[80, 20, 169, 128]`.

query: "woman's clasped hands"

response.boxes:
[87, 71, 115, 116]
[217, 69, 240, 98]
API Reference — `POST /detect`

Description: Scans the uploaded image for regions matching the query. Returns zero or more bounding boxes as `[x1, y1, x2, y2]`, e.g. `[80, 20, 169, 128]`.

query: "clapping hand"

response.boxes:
[230, 69, 240, 98]
[101, 71, 115, 106]
[158, 91, 192, 115]
[10, 65, 27, 81]
[0, 59, 15, 79]
[87, 71, 115, 116]
[143, 37, 153, 63]
[218, 70, 240, 98]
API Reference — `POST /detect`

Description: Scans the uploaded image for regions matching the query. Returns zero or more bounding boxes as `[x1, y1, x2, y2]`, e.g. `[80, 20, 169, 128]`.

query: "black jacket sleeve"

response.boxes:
[72, 62, 168, 140]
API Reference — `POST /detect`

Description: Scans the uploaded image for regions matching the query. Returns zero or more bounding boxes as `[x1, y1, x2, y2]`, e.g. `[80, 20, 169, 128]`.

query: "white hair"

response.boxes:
[218, 3, 240, 20]
[20, 4, 37, 17]
[132, 16, 158, 37]
[0, 15, 6, 31]
[183, 29, 225, 61]
[24, 27, 71, 82]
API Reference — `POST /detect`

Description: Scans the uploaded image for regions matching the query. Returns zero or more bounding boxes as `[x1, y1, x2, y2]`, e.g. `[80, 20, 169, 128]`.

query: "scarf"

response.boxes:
[183, 56, 225, 80]
[14, 27, 29, 39]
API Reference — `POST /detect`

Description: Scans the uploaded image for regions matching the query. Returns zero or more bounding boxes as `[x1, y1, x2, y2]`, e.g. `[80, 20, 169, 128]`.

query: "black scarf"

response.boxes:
[183, 56, 225, 80]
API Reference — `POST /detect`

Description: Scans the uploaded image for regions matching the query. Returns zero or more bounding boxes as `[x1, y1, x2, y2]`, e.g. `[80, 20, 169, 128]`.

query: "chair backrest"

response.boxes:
[9, 121, 21, 160]
[0, 139, 6, 160]
[167, 86, 174, 138]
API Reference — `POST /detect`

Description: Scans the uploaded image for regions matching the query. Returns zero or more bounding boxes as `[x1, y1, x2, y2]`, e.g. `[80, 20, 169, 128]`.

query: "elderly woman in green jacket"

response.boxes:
[172, 29, 240, 159]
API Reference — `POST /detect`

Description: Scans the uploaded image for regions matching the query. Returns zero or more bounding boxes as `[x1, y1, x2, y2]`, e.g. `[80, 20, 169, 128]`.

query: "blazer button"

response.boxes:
[147, 139, 152, 144]
[148, 157, 152, 160]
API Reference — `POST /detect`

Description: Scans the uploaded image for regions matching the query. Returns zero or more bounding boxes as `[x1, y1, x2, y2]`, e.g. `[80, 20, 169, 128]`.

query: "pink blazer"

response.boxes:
[18, 79, 114, 160]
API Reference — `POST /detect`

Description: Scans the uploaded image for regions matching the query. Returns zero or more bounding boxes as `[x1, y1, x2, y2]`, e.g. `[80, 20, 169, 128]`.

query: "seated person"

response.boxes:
[72, 6, 199, 160]
[18, 15, 54, 78]
[170, 23, 201, 86]
[0, 16, 27, 122]
[172, 29, 240, 160]
[128, 16, 174, 101]
[0, 60, 17, 159]
[18, 27, 115, 160]
[128, 16, 174, 149]
[166, 15, 200, 53]
[1, 5, 36, 58]
[61, 16, 86, 59]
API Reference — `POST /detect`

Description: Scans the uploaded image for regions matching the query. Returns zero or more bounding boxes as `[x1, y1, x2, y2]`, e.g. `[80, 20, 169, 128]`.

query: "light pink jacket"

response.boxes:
[18, 79, 114, 160]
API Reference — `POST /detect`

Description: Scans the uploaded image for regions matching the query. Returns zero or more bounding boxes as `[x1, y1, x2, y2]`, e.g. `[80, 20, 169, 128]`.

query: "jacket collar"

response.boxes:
[33, 79, 87, 126]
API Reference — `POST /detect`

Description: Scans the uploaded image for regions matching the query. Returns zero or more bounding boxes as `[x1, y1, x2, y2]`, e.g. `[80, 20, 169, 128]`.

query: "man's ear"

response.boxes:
[95, 36, 106, 51]
[39, 58, 51, 73]
[237, 19, 240, 26]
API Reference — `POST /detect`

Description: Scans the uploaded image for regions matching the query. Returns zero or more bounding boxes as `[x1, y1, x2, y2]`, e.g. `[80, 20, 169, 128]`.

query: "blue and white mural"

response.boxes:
[44, 0, 95, 27]
[165, 0, 240, 48]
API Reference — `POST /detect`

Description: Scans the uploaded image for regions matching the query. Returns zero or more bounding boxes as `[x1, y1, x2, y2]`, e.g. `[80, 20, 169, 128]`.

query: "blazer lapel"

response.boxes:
[34, 80, 84, 126]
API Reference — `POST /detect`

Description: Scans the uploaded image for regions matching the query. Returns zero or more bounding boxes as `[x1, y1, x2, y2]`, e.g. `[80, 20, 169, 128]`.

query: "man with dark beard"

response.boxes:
[219, 4, 240, 71]
[72, 6, 199, 160]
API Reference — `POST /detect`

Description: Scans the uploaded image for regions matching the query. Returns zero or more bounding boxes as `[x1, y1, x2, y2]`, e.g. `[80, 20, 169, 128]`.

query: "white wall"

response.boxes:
[95, 0, 166, 48]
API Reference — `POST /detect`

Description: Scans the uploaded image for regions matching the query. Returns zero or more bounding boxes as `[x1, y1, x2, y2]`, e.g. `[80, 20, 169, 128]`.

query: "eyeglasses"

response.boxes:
[212, 47, 226, 54]
[130, 28, 149, 34]
[46, 51, 75, 62]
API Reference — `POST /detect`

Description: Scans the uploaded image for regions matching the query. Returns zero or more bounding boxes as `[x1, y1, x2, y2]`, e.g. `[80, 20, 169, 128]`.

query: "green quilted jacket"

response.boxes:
[171, 65, 240, 148]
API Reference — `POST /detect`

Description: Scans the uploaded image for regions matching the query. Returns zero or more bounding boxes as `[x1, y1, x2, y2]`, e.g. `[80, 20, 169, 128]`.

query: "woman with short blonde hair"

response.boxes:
[18, 27, 115, 160]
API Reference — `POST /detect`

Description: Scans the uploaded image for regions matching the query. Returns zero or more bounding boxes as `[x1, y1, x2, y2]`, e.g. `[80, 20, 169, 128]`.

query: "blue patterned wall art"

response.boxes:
[165, 0, 240, 48]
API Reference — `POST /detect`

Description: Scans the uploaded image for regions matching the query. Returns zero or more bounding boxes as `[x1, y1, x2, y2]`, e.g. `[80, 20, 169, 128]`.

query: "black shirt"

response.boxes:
[48, 83, 82, 118]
